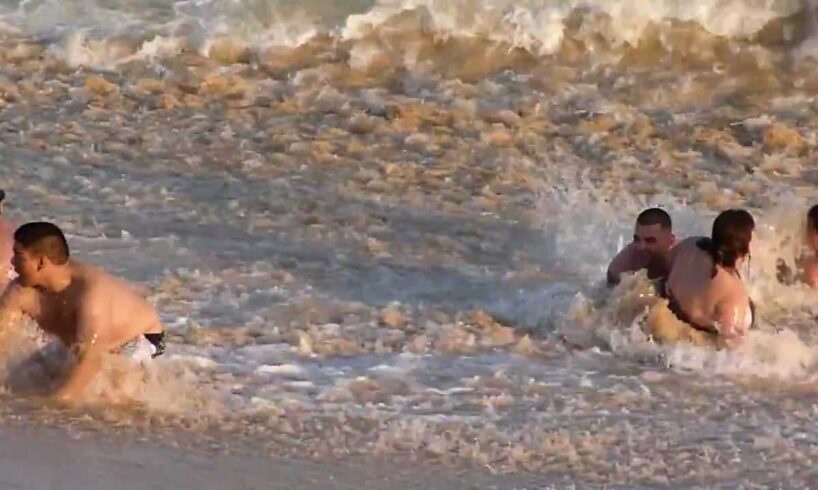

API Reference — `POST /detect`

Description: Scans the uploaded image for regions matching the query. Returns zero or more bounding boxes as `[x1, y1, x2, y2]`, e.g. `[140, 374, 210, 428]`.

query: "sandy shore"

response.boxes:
[0, 423, 554, 490]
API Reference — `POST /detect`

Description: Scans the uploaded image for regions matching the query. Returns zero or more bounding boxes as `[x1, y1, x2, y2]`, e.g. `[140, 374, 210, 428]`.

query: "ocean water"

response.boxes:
[0, 0, 818, 486]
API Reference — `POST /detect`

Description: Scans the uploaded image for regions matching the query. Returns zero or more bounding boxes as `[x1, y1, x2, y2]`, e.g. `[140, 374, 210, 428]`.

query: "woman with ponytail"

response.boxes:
[646, 209, 755, 349]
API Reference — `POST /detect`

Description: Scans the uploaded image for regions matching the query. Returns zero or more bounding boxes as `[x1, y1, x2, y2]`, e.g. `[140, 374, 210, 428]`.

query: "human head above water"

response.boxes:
[707, 209, 755, 270]
[632, 207, 674, 257]
[12, 222, 70, 287]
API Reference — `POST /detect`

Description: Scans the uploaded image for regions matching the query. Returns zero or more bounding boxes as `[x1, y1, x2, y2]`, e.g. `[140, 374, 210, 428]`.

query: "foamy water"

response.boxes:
[0, 0, 813, 70]
[0, 0, 817, 486]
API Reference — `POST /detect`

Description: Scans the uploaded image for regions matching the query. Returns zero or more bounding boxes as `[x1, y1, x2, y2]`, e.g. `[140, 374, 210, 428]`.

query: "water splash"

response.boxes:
[0, 0, 811, 72]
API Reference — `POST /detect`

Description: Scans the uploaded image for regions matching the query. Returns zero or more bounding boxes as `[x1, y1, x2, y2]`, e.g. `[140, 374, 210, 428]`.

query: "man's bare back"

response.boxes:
[647, 210, 756, 349]
[666, 237, 752, 336]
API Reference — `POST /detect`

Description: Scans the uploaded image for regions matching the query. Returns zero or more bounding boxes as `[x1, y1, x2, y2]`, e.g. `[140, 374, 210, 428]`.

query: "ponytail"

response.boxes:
[697, 210, 755, 278]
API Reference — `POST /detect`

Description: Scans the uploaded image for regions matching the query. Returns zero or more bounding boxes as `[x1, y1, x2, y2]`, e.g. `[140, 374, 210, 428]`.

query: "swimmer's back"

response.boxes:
[69, 262, 162, 351]
[667, 237, 749, 330]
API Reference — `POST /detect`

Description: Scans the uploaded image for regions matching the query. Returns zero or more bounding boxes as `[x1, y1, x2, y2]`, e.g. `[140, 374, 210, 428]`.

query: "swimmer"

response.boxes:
[607, 207, 676, 286]
[775, 204, 818, 287]
[802, 204, 818, 287]
[0, 222, 165, 402]
[654, 209, 755, 349]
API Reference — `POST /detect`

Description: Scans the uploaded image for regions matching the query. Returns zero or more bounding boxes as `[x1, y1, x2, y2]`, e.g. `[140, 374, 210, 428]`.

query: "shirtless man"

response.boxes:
[0, 190, 16, 289]
[0, 222, 165, 402]
[607, 208, 676, 286]
[650, 209, 755, 349]
[775, 204, 818, 287]
[802, 204, 818, 287]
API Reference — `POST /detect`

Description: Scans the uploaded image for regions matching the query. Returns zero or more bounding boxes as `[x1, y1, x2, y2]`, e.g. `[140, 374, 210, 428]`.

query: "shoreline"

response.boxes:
[0, 422, 553, 490]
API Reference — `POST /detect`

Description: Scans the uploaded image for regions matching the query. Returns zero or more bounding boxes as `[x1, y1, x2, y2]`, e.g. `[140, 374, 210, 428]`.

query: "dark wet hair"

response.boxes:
[0, 189, 5, 202]
[14, 222, 70, 265]
[809, 204, 818, 232]
[697, 209, 754, 277]
[636, 208, 672, 230]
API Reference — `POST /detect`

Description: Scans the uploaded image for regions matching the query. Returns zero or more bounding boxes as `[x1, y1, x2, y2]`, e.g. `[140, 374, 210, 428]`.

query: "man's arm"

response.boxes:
[0, 283, 28, 335]
[803, 258, 818, 288]
[53, 302, 105, 402]
[607, 244, 638, 286]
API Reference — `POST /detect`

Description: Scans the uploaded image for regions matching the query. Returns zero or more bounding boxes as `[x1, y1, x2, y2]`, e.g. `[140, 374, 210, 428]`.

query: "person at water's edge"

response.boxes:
[0, 222, 165, 402]
[775, 204, 818, 288]
[662, 210, 756, 349]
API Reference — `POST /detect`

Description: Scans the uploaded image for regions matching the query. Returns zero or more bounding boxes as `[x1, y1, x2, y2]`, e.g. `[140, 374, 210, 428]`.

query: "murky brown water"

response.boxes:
[0, 0, 817, 486]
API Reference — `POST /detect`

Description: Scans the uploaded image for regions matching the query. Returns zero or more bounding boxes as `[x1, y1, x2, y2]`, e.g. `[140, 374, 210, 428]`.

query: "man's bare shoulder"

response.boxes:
[71, 261, 147, 303]
[73, 261, 128, 287]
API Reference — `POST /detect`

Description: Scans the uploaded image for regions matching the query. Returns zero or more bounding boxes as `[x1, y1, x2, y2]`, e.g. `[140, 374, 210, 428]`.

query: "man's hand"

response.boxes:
[52, 342, 103, 403]
[607, 243, 641, 287]
[54, 302, 106, 402]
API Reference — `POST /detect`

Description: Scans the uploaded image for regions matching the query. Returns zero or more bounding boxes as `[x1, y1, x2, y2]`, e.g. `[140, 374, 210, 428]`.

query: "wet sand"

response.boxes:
[0, 423, 551, 490]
